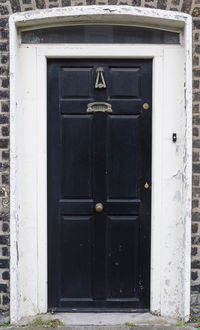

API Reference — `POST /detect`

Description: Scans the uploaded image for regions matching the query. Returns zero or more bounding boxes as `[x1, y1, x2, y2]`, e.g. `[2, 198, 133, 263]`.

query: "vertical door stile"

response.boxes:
[93, 113, 107, 302]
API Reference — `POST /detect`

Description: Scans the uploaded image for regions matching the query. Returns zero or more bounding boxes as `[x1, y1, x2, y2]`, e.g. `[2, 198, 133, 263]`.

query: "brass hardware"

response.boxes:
[95, 203, 104, 213]
[95, 67, 106, 89]
[87, 102, 112, 113]
[144, 182, 149, 189]
[143, 103, 149, 110]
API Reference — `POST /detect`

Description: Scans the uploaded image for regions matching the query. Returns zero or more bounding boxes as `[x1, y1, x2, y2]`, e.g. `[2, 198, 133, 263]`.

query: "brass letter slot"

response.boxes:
[87, 102, 112, 113]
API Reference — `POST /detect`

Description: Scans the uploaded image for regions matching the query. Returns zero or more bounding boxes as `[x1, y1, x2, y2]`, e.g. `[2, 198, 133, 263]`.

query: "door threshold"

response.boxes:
[18, 312, 179, 328]
[50, 308, 149, 313]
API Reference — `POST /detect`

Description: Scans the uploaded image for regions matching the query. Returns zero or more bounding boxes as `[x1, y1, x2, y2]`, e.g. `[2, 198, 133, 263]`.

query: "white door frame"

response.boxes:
[9, 6, 192, 323]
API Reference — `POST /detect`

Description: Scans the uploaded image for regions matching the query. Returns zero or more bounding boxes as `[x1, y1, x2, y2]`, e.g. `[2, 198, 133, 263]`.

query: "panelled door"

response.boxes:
[48, 59, 152, 311]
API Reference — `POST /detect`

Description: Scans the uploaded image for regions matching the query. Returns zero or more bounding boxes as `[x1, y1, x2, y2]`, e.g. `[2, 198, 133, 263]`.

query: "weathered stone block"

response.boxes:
[2, 272, 9, 281]
[193, 223, 199, 233]
[192, 246, 198, 255]
[0, 260, 8, 269]
[192, 271, 198, 280]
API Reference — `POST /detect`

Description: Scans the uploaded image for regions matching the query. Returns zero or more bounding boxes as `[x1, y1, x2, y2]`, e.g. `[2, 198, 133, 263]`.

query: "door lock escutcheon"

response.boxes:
[143, 103, 149, 110]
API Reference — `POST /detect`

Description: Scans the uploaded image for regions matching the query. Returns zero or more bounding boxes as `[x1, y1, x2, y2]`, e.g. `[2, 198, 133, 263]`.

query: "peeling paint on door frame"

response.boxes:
[9, 5, 192, 323]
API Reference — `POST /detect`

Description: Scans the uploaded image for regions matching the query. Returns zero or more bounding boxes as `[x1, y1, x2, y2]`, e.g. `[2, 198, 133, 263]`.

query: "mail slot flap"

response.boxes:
[87, 102, 112, 113]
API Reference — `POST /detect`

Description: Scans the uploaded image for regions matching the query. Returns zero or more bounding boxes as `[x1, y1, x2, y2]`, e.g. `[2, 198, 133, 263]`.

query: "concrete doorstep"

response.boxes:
[7, 325, 197, 329]
[7, 313, 199, 329]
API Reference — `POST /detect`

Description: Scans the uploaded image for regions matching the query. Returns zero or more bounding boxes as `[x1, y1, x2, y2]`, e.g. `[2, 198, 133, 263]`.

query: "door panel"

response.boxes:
[48, 59, 152, 311]
[61, 116, 93, 198]
[107, 115, 140, 199]
[106, 216, 139, 299]
[110, 68, 140, 98]
[61, 216, 93, 299]
[60, 67, 92, 98]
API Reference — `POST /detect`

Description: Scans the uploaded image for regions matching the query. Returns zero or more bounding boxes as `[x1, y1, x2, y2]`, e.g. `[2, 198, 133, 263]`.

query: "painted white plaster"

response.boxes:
[9, 6, 192, 323]
[10, 5, 189, 31]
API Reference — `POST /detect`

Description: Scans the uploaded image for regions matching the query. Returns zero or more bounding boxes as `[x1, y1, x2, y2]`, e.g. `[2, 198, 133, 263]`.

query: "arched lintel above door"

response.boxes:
[10, 5, 190, 32]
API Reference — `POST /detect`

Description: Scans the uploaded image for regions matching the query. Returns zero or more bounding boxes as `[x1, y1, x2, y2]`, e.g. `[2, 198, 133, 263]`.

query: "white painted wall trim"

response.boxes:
[9, 6, 192, 323]
[10, 5, 189, 31]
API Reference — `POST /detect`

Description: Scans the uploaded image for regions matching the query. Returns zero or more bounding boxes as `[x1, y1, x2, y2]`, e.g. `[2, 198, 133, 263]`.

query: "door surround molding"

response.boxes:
[9, 6, 192, 322]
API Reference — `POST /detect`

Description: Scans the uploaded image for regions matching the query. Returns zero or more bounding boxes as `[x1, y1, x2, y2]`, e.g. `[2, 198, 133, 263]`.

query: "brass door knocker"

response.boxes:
[95, 67, 106, 89]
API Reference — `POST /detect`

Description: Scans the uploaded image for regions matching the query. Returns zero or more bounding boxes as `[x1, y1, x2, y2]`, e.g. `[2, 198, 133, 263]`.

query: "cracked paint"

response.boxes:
[9, 5, 192, 323]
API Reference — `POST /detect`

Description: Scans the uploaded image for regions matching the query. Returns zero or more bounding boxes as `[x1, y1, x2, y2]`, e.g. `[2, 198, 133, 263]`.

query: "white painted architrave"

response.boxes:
[9, 6, 192, 323]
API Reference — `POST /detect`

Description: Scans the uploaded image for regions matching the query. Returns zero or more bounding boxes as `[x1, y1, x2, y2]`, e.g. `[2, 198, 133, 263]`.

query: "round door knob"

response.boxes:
[95, 203, 104, 213]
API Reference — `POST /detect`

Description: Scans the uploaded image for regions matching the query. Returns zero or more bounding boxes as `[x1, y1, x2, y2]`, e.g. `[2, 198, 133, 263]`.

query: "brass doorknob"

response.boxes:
[95, 203, 104, 213]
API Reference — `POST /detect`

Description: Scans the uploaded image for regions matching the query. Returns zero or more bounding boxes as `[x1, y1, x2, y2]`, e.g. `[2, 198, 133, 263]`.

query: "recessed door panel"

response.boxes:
[61, 216, 93, 299]
[60, 68, 92, 98]
[48, 59, 152, 311]
[110, 68, 140, 98]
[107, 115, 140, 199]
[106, 216, 139, 299]
[61, 116, 93, 198]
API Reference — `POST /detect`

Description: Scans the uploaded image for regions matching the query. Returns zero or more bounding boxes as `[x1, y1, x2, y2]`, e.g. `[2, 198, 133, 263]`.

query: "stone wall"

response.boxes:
[0, 0, 199, 320]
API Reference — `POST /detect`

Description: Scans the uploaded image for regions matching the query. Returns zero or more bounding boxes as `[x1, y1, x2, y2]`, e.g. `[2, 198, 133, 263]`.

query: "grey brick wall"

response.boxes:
[0, 0, 199, 320]
[0, 0, 10, 321]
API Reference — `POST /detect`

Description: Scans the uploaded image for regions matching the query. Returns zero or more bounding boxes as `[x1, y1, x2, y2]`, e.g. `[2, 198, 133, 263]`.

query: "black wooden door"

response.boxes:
[48, 59, 152, 312]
